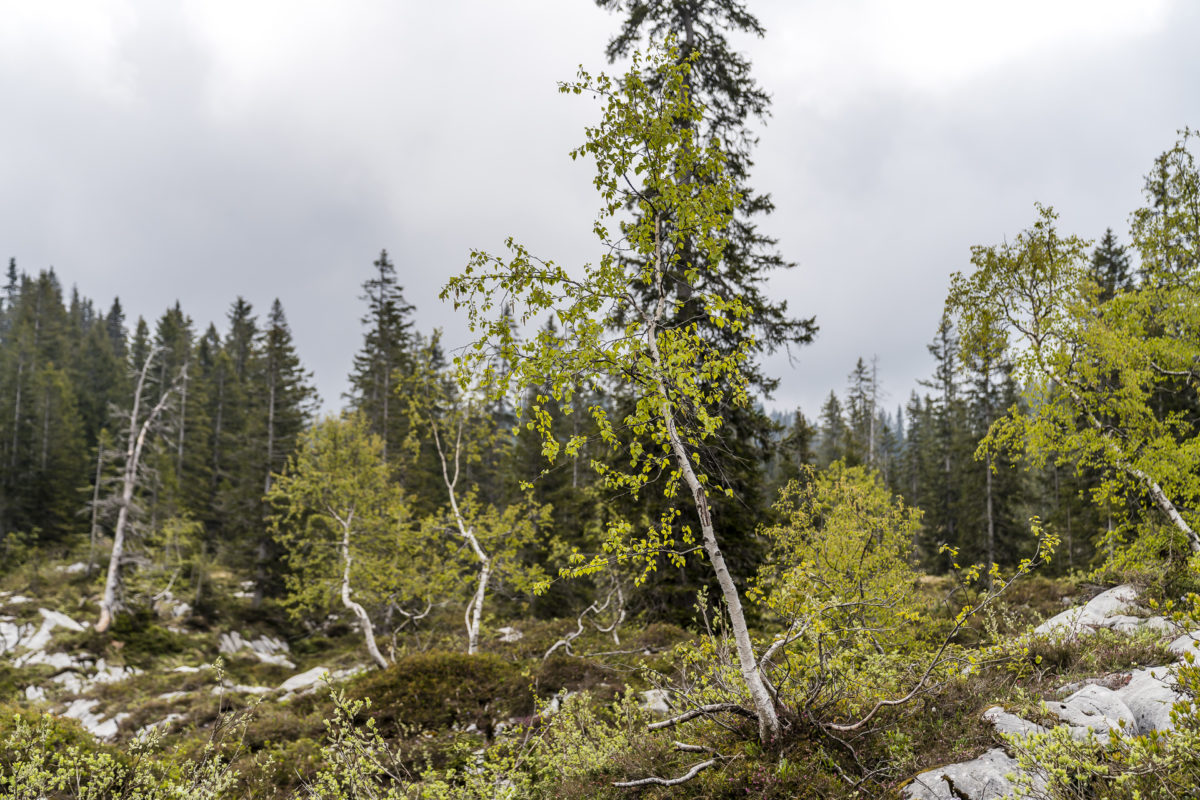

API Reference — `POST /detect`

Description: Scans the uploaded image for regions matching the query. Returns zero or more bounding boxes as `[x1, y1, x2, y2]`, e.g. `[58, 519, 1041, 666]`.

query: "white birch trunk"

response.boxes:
[97, 347, 181, 632]
[464, 552, 490, 655]
[431, 416, 493, 655]
[1047, 364, 1200, 553]
[644, 215, 781, 743]
[338, 513, 388, 670]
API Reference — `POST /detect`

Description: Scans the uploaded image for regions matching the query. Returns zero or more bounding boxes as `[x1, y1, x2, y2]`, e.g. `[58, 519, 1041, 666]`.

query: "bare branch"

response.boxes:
[612, 759, 716, 788]
[646, 703, 756, 731]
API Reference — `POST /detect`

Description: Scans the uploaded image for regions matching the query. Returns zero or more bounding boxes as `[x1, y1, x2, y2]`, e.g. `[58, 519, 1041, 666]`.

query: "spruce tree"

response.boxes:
[816, 391, 848, 468]
[250, 299, 318, 604]
[1091, 228, 1133, 302]
[261, 299, 318, 494]
[595, 0, 816, 367]
[775, 409, 816, 486]
[347, 249, 415, 466]
[594, 1, 815, 598]
[105, 298, 127, 360]
[0, 271, 86, 542]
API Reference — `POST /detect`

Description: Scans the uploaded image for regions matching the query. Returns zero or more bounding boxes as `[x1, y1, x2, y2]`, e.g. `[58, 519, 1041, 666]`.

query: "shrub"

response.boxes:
[348, 652, 532, 737]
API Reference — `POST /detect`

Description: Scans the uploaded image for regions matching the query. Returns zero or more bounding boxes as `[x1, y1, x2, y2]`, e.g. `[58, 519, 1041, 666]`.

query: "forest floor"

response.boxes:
[2, 552, 1191, 798]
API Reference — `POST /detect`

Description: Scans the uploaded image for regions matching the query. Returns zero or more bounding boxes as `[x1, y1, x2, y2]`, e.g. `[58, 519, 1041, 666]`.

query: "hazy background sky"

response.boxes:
[2, 0, 1197, 420]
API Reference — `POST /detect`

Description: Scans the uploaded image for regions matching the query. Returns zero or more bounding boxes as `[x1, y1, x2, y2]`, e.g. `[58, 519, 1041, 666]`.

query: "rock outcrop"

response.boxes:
[903, 585, 1199, 799]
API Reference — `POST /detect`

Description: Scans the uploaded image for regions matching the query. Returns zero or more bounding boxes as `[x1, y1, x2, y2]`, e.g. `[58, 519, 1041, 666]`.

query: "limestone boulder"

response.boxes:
[1043, 684, 1135, 735]
[903, 748, 1029, 799]
[1034, 584, 1140, 637]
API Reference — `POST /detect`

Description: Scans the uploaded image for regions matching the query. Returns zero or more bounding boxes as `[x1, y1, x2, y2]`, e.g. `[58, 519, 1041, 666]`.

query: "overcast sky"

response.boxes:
[2, 1, 1197, 420]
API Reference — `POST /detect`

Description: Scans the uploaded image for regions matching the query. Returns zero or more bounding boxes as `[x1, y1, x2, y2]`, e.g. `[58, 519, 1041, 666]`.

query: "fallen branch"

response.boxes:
[613, 759, 715, 788]
[613, 742, 721, 788]
[646, 703, 755, 731]
[543, 581, 625, 660]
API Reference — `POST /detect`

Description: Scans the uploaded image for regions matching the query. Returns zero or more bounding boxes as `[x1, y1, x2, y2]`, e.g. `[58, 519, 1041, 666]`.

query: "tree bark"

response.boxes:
[431, 415, 494, 655]
[87, 443, 105, 577]
[339, 514, 388, 670]
[464, 550, 490, 656]
[97, 348, 181, 632]
[642, 215, 781, 743]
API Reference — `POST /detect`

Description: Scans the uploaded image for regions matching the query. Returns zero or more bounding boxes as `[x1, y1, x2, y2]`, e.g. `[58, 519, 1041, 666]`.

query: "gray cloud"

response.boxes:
[1, 1, 1196, 422]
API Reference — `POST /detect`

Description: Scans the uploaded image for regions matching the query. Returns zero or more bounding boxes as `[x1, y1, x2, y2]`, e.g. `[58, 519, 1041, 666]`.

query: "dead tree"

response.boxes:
[96, 346, 184, 633]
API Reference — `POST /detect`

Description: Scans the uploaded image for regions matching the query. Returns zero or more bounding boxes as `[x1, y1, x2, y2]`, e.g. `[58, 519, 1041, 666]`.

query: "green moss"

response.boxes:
[348, 651, 533, 737]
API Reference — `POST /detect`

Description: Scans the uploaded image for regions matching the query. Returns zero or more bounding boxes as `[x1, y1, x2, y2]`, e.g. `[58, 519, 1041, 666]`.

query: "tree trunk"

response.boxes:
[340, 517, 388, 670]
[661, 399, 781, 742]
[984, 368, 995, 583]
[644, 214, 780, 742]
[431, 416, 494, 656]
[10, 360, 21, 469]
[177, 364, 187, 477]
[465, 555, 490, 655]
[97, 348, 180, 632]
[985, 450, 995, 582]
[87, 443, 105, 577]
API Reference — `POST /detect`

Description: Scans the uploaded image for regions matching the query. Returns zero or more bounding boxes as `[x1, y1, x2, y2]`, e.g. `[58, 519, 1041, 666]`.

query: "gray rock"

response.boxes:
[218, 631, 295, 668]
[982, 706, 1047, 739]
[136, 713, 184, 739]
[278, 666, 332, 693]
[903, 748, 1025, 799]
[0, 620, 35, 655]
[1168, 631, 1200, 659]
[1034, 584, 1140, 637]
[1116, 667, 1180, 734]
[640, 689, 671, 715]
[496, 626, 523, 643]
[1043, 684, 1135, 735]
[21, 608, 86, 653]
[152, 591, 191, 621]
[62, 699, 125, 741]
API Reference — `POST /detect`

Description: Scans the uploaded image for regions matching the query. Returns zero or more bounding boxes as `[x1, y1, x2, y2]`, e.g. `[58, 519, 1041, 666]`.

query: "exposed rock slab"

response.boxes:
[61, 699, 128, 741]
[1043, 684, 1135, 735]
[982, 706, 1046, 738]
[218, 631, 295, 668]
[640, 688, 671, 715]
[903, 748, 1025, 799]
[496, 626, 523, 643]
[278, 666, 332, 694]
[1116, 667, 1179, 734]
[1034, 584, 1141, 637]
[1168, 631, 1200, 659]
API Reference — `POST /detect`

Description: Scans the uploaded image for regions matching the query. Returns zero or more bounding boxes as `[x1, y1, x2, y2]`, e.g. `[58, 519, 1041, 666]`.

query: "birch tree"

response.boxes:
[403, 336, 549, 655]
[443, 44, 781, 740]
[947, 196, 1200, 557]
[268, 414, 437, 669]
[96, 345, 184, 632]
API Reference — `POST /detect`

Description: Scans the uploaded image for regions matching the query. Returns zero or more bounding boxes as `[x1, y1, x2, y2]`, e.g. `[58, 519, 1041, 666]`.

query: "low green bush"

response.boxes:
[348, 651, 533, 737]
